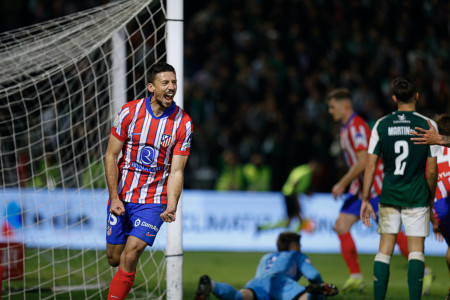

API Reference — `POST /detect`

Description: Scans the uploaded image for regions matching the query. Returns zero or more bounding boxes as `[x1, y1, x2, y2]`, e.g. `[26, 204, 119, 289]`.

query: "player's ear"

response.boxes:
[147, 82, 155, 93]
[391, 95, 397, 104]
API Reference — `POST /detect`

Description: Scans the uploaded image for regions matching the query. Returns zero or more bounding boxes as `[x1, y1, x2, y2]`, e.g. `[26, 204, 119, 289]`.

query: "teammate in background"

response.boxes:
[257, 160, 319, 233]
[419, 114, 450, 299]
[104, 62, 193, 300]
[360, 77, 440, 300]
[194, 231, 338, 300]
[327, 88, 412, 293]
[411, 118, 450, 147]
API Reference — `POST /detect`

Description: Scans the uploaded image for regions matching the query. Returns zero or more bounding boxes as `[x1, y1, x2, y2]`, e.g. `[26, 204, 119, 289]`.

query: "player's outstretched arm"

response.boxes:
[411, 119, 449, 146]
[161, 154, 189, 223]
[360, 153, 378, 227]
[105, 134, 125, 216]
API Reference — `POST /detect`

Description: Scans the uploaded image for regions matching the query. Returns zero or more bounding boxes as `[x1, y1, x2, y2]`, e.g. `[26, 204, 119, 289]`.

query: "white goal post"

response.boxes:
[0, 0, 184, 298]
[165, 0, 184, 299]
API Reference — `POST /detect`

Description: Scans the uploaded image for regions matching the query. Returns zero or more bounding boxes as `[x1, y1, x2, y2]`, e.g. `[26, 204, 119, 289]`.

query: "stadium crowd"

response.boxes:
[1, 0, 449, 192]
[182, 0, 449, 191]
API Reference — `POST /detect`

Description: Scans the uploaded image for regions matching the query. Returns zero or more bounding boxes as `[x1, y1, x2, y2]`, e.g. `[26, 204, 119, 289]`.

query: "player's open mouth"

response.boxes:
[164, 94, 173, 101]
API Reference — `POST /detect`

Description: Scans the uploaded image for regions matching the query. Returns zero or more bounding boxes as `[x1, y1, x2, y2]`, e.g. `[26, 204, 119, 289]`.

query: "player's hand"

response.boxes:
[430, 213, 443, 242]
[331, 182, 345, 199]
[160, 206, 176, 223]
[360, 200, 375, 228]
[433, 227, 444, 242]
[410, 119, 440, 145]
[110, 197, 125, 216]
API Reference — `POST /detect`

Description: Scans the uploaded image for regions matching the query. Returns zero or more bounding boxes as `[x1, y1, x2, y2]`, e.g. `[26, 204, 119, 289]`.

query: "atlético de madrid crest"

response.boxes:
[161, 134, 174, 147]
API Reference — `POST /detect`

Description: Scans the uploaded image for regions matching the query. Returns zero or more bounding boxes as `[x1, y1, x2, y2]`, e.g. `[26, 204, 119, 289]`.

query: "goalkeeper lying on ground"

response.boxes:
[195, 231, 338, 300]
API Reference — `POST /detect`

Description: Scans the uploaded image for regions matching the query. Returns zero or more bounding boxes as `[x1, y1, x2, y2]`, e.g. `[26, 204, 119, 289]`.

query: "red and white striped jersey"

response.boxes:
[436, 146, 450, 201]
[111, 96, 193, 204]
[340, 113, 383, 198]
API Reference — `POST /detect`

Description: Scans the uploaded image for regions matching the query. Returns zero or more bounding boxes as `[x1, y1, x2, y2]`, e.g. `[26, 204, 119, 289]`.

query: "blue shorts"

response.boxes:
[340, 193, 379, 222]
[244, 273, 305, 300]
[435, 197, 450, 246]
[106, 200, 166, 246]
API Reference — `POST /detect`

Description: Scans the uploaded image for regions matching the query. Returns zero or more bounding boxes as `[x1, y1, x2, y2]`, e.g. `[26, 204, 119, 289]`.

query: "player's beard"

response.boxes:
[155, 96, 172, 109]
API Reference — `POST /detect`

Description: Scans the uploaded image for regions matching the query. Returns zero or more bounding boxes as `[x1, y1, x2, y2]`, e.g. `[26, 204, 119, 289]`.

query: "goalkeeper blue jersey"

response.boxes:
[254, 250, 322, 283]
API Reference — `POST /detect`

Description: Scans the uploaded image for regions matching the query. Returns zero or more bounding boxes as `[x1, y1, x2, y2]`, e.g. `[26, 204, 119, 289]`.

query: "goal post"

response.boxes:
[0, 0, 184, 298]
[165, 0, 184, 298]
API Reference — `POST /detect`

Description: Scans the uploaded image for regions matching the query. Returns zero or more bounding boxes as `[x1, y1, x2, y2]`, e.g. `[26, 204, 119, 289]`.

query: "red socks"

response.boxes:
[338, 232, 361, 274]
[108, 266, 136, 300]
[396, 231, 409, 258]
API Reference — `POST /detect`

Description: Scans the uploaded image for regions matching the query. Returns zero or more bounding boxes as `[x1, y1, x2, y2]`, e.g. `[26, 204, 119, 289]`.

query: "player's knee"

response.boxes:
[333, 222, 346, 235]
[107, 252, 120, 267]
[121, 249, 141, 266]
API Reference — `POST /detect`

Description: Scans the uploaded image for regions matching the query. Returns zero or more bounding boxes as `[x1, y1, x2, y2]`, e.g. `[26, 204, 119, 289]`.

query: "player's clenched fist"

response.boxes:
[109, 197, 125, 216]
[160, 207, 176, 222]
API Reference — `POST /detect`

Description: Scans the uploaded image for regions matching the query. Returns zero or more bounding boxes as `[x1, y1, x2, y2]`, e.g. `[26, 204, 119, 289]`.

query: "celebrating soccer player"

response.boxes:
[104, 62, 193, 300]
[360, 77, 440, 300]
[327, 88, 412, 293]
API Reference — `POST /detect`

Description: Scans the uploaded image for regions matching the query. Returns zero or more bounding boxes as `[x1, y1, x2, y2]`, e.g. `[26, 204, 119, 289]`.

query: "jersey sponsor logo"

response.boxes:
[140, 146, 156, 165]
[393, 114, 411, 124]
[130, 162, 162, 173]
[146, 232, 156, 237]
[388, 126, 411, 136]
[134, 219, 141, 227]
[161, 134, 174, 148]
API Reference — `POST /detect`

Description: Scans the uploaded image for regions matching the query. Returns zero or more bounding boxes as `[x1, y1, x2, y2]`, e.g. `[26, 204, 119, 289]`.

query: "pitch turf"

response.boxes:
[184, 252, 449, 300]
[3, 250, 449, 299]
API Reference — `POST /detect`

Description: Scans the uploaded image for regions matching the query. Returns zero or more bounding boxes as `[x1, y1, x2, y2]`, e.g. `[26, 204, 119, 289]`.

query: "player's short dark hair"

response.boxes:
[434, 114, 450, 136]
[392, 77, 416, 103]
[277, 231, 301, 251]
[326, 88, 353, 103]
[148, 62, 176, 83]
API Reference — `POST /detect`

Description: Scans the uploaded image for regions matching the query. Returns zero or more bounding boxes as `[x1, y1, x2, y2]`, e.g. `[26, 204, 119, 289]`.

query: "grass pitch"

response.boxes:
[3, 250, 448, 299]
[184, 252, 449, 300]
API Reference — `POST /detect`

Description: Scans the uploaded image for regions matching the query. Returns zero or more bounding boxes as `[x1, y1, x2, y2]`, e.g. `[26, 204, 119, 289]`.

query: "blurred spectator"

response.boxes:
[81, 148, 106, 189]
[29, 153, 61, 189]
[215, 149, 244, 191]
[242, 152, 271, 191]
[17, 152, 30, 188]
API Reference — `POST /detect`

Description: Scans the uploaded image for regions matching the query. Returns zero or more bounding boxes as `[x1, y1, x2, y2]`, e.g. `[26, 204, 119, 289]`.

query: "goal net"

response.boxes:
[0, 0, 172, 298]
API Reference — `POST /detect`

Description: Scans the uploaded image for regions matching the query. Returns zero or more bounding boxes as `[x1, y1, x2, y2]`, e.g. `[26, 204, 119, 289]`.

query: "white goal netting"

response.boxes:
[0, 0, 170, 298]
